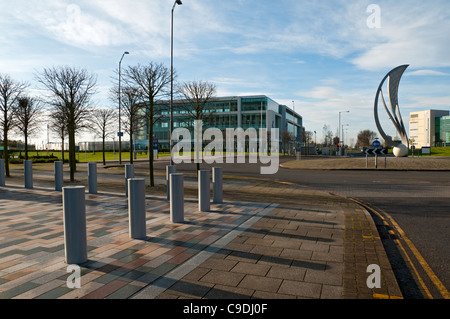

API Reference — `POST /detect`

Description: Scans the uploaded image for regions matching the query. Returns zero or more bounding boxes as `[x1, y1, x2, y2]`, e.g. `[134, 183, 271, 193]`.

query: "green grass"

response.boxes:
[15, 151, 170, 163]
[429, 147, 450, 156]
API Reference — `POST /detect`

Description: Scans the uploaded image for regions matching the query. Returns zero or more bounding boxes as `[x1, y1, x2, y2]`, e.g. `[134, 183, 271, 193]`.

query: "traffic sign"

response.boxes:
[365, 148, 386, 155]
[372, 140, 381, 148]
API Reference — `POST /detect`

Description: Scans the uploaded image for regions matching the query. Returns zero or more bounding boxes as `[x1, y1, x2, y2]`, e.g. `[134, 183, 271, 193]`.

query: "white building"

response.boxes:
[409, 110, 449, 148]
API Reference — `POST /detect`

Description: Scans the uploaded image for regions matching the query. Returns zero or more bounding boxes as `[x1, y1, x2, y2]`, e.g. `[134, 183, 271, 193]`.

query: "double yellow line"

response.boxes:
[351, 198, 450, 299]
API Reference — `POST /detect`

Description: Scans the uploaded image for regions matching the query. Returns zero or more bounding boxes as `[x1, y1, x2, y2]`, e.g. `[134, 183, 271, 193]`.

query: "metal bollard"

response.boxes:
[198, 170, 210, 212]
[24, 160, 33, 189]
[170, 173, 184, 223]
[55, 161, 63, 191]
[212, 167, 223, 204]
[0, 159, 5, 187]
[128, 178, 146, 239]
[166, 165, 176, 200]
[63, 186, 88, 264]
[125, 164, 134, 196]
[88, 162, 97, 194]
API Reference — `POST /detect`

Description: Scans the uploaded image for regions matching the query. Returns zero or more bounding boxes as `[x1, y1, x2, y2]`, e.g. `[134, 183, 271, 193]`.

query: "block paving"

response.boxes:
[0, 180, 403, 299]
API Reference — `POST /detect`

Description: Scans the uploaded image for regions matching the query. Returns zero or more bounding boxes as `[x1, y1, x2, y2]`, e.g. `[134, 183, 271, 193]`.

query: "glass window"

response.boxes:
[241, 98, 267, 112]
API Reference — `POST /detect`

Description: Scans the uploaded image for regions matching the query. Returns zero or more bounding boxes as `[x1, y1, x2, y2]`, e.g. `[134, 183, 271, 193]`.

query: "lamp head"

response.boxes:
[176, 0, 182, 5]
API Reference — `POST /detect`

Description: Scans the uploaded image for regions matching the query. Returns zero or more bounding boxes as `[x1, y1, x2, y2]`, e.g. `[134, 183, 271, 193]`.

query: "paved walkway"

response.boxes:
[0, 178, 403, 300]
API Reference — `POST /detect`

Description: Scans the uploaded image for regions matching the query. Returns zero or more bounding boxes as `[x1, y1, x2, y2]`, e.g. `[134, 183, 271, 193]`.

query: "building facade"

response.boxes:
[436, 116, 450, 147]
[409, 109, 450, 148]
[136, 95, 304, 153]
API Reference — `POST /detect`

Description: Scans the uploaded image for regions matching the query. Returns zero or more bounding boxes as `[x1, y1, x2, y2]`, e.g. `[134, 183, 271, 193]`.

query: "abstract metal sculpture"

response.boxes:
[374, 65, 410, 157]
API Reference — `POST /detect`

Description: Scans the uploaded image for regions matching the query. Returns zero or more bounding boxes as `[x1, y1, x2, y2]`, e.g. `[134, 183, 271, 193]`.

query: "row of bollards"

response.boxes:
[0, 160, 224, 265]
[62, 165, 223, 264]
[0, 160, 223, 206]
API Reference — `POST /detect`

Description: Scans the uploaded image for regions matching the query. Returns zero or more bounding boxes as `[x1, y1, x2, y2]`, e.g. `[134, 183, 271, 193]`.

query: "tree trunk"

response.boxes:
[102, 135, 106, 166]
[149, 114, 155, 187]
[130, 132, 133, 164]
[68, 127, 76, 182]
[3, 130, 9, 177]
[61, 136, 65, 162]
[24, 132, 29, 161]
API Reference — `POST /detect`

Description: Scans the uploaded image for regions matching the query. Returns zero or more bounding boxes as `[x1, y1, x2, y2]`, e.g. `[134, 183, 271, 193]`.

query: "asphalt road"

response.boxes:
[151, 156, 450, 298]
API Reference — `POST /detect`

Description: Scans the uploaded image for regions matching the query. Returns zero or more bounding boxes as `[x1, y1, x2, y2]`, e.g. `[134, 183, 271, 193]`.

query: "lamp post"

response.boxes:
[338, 110, 349, 155]
[342, 124, 349, 148]
[119, 51, 129, 165]
[170, 0, 182, 166]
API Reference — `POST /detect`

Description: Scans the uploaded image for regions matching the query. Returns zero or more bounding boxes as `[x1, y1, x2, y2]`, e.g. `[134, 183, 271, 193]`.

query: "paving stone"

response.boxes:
[278, 280, 322, 298]
[231, 261, 270, 276]
[204, 284, 253, 299]
[238, 275, 282, 293]
[200, 269, 245, 287]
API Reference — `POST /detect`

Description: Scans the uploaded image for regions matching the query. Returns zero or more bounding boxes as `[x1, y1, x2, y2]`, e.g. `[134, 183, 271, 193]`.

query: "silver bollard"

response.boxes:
[0, 159, 5, 187]
[170, 173, 184, 223]
[55, 161, 63, 191]
[63, 186, 88, 264]
[128, 178, 146, 239]
[125, 164, 134, 196]
[198, 170, 210, 212]
[88, 162, 97, 194]
[166, 165, 176, 200]
[212, 167, 223, 204]
[24, 160, 33, 189]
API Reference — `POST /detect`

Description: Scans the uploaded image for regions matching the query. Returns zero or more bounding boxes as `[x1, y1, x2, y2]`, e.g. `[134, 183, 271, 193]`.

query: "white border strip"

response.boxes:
[132, 203, 279, 299]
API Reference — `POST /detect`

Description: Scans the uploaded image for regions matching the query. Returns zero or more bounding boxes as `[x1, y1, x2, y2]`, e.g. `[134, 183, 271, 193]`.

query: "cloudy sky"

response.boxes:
[1, 0, 450, 146]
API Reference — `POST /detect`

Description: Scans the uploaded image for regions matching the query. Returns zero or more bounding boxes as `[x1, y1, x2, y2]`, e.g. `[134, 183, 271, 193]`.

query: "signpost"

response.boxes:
[153, 139, 159, 159]
[365, 140, 387, 168]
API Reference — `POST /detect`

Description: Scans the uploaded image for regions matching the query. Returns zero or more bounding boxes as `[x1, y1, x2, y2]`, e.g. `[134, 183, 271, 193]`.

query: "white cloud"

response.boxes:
[350, 1, 450, 70]
[408, 70, 450, 77]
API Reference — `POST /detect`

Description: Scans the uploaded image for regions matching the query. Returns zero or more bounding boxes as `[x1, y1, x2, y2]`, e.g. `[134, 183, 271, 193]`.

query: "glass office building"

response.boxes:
[436, 116, 450, 147]
[135, 95, 303, 152]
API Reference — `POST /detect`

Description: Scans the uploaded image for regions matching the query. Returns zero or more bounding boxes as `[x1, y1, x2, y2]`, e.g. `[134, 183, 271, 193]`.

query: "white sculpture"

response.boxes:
[374, 65, 410, 157]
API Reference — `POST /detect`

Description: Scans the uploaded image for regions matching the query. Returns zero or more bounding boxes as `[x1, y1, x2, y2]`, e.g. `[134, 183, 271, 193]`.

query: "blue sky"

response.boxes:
[1, 0, 450, 147]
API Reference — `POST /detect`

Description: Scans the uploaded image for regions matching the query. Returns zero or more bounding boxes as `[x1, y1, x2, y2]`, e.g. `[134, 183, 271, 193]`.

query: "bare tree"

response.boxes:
[0, 74, 28, 176]
[110, 85, 143, 165]
[15, 96, 42, 160]
[91, 108, 116, 165]
[281, 130, 294, 154]
[357, 129, 378, 147]
[322, 124, 333, 147]
[177, 80, 216, 173]
[48, 110, 67, 162]
[36, 66, 97, 181]
[302, 130, 313, 155]
[122, 62, 171, 186]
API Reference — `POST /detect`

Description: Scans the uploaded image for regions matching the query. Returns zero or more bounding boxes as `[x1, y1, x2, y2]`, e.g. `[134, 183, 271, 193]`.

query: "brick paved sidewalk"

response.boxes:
[0, 183, 402, 300]
[0, 186, 274, 299]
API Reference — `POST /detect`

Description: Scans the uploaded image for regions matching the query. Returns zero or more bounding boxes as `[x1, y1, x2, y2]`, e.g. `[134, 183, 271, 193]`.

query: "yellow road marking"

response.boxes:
[373, 293, 403, 299]
[350, 198, 450, 299]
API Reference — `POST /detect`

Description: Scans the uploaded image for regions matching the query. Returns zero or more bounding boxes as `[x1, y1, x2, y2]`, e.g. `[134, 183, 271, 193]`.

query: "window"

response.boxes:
[241, 98, 267, 112]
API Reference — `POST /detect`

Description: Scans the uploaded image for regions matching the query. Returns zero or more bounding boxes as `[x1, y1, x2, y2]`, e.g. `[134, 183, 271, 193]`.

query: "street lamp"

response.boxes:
[170, 0, 182, 166]
[119, 51, 129, 165]
[338, 110, 349, 155]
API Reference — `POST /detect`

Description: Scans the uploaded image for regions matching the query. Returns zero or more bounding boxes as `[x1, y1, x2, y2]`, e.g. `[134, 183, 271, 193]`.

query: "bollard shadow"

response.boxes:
[78, 241, 329, 299]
